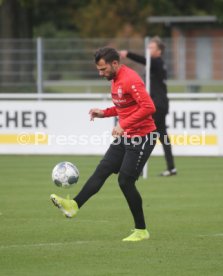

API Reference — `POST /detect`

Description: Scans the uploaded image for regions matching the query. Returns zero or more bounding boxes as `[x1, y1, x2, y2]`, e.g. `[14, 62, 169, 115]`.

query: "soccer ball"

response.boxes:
[52, 161, 79, 188]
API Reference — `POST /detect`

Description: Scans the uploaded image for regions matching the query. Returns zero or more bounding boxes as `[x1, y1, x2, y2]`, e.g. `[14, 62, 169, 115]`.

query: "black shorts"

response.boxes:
[100, 132, 157, 179]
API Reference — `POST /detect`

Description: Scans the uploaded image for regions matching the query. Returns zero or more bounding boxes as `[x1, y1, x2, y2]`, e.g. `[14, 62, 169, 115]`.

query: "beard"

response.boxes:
[105, 71, 116, 81]
[105, 65, 117, 80]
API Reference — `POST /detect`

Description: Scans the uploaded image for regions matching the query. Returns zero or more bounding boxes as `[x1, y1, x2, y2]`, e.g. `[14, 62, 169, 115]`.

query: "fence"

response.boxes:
[1, 37, 223, 93]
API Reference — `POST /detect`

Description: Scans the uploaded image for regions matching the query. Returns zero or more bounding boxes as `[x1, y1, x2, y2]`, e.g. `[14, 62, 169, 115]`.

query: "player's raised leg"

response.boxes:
[50, 194, 79, 218]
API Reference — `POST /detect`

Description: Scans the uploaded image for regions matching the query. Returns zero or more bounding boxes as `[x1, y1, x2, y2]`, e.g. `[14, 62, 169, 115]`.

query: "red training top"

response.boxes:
[102, 65, 156, 137]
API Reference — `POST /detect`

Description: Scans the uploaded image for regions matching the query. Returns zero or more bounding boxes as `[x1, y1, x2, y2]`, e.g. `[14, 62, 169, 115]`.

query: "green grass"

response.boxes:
[0, 155, 223, 276]
[43, 84, 223, 94]
[167, 85, 223, 93]
[44, 85, 111, 94]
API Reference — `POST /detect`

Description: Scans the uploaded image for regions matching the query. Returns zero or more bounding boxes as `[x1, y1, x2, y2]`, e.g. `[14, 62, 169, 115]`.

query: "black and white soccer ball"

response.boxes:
[52, 161, 79, 188]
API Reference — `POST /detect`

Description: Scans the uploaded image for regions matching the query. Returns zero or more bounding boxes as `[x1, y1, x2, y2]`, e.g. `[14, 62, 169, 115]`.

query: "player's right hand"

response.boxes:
[89, 108, 104, 121]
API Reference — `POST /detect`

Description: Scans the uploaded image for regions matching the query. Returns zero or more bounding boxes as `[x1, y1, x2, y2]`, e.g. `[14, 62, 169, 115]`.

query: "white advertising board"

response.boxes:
[153, 101, 223, 156]
[0, 101, 114, 154]
[0, 100, 222, 156]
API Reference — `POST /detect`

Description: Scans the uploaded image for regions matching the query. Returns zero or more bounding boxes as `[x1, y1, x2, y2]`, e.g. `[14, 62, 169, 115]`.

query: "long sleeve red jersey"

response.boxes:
[102, 65, 156, 137]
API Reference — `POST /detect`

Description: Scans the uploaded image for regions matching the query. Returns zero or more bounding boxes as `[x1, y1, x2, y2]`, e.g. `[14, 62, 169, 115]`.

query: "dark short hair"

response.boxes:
[94, 47, 120, 64]
[150, 36, 165, 54]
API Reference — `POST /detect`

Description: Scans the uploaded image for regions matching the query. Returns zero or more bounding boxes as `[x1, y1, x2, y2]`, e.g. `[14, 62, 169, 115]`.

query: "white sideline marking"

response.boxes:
[198, 233, 223, 237]
[0, 241, 94, 250]
[78, 219, 109, 223]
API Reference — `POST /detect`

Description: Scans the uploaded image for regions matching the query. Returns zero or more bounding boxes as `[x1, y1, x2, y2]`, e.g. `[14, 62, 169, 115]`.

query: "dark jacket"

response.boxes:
[126, 52, 169, 113]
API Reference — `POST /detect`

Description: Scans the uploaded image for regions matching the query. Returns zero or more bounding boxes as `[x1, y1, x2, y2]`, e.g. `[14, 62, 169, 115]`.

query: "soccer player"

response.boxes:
[50, 47, 157, 242]
[120, 36, 177, 176]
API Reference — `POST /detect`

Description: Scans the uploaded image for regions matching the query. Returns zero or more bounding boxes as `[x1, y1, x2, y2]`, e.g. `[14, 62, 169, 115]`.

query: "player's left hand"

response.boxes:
[119, 50, 128, 58]
[112, 123, 124, 137]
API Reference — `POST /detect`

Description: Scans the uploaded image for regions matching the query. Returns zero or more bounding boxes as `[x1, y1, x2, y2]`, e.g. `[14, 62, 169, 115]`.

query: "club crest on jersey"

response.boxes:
[117, 86, 123, 98]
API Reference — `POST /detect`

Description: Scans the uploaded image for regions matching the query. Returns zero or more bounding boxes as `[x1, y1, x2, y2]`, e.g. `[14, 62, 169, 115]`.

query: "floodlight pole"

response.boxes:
[37, 37, 43, 95]
[142, 37, 151, 179]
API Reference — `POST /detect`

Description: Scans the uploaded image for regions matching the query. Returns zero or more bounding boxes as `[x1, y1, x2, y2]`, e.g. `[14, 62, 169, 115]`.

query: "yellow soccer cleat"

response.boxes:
[122, 229, 150, 242]
[50, 194, 79, 218]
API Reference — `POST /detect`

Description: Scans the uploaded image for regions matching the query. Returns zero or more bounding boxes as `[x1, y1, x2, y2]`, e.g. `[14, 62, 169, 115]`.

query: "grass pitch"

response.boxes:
[0, 155, 223, 276]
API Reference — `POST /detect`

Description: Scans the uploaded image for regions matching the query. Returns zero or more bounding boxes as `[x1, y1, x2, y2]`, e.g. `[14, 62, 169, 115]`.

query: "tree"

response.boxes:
[0, 0, 33, 89]
[1, 0, 223, 91]
[70, 0, 152, 38]
[71, 0, 223, 38]
[32, 0, 79, 37]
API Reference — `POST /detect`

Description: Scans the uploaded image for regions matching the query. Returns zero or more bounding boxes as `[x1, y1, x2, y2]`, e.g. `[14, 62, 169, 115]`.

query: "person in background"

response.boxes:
[50, 47, 157, 242]
[120, 36, 177, 176]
